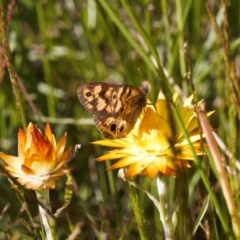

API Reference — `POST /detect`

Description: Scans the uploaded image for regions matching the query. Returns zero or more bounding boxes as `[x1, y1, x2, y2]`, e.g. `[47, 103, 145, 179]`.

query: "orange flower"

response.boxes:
[93, 91, 213, 179]
[0, 123, 72, 190]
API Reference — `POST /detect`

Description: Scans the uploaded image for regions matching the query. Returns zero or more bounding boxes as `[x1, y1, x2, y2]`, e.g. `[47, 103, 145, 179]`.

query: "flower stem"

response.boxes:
[156, 176, 175, 240]
[36, 188, 57, 240]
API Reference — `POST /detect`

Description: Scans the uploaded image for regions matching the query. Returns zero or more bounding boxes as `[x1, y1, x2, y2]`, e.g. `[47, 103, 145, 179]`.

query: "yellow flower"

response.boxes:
[0, 123, 72, 190]
[93, 91, 212, 179]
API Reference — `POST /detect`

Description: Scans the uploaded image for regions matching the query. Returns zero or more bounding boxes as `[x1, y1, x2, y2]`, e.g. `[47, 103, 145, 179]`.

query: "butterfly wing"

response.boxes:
[77, 82, 148, 138]
[112, 85, 147, 137]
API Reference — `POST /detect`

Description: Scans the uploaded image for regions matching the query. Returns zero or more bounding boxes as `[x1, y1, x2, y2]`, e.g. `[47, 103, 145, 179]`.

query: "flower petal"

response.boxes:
[93, 90, 212, 179]
[0, 122, 71, 190]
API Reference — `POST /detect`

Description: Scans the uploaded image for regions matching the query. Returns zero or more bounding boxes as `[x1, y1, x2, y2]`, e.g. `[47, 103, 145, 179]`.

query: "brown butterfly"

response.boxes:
[77, 82, 149, 138]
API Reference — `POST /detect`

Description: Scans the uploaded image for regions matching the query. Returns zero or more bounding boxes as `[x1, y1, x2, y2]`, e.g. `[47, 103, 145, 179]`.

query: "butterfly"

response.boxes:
[77, 82, 149, 138]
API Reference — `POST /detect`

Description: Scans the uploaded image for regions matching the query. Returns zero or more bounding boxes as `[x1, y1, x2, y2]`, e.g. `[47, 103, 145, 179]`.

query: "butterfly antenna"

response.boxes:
[137, 67, 143, 81]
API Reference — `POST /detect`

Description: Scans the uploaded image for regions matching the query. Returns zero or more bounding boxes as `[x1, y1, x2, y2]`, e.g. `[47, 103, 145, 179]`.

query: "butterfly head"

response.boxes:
[141, 82, 150, 95]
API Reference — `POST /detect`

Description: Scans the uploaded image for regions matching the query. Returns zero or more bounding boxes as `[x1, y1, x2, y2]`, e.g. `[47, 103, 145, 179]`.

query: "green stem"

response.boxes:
[36, 1, 55, 118]
[96, 0, 156, 74]
[0, 2, 27, 129]
[120, 0, 173, 96]
[170, 102, 231, 236]
[36, 188, 57, 240]
[128, 183, 147, 240]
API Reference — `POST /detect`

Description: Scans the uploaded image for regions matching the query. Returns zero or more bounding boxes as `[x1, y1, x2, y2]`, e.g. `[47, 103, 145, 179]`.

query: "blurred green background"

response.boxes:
[0, 0, 240, 239]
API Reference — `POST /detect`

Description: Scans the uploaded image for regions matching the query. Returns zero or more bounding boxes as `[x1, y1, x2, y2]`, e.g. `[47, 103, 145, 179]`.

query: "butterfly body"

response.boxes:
[77, 82, 148, 138]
